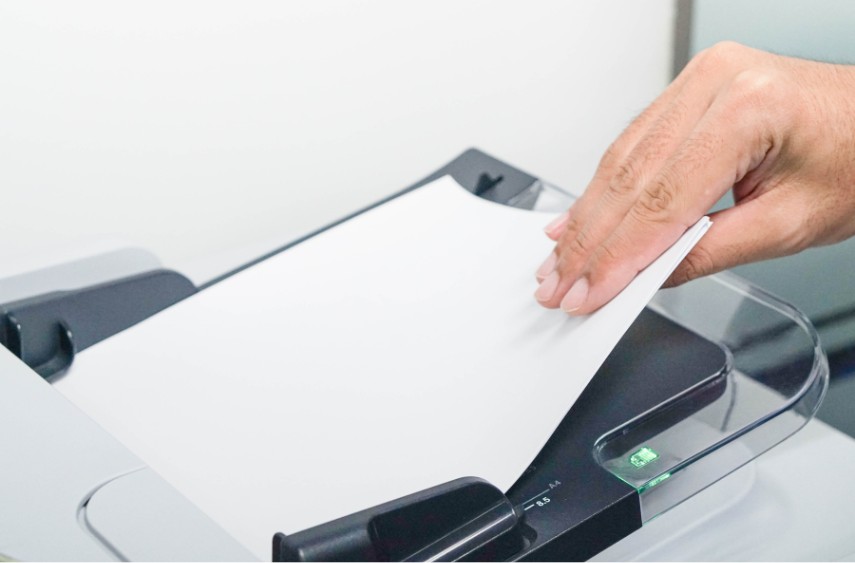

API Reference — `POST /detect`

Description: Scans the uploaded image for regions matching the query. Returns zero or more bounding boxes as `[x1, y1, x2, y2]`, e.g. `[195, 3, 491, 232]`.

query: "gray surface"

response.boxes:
[0, 346, 141, 561]
[732, 241, 855, 354]
[0, 346, 253, 561]
[692, 0, 855, 62]
[0, 248, 162, 304]
[818, 375, 855, 439]
[86, 469, 256, 561]
[672, 0, 693, 77]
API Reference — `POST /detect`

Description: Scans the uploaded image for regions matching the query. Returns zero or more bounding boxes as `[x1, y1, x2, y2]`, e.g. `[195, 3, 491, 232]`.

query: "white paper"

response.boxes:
[54, 176, 709, 559]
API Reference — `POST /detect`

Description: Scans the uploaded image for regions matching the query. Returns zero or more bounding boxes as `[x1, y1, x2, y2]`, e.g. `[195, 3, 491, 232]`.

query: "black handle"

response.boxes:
[273, 477, 525, 562]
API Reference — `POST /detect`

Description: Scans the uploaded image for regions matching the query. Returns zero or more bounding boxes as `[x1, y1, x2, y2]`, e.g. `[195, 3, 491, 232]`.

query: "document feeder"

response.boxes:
[0, 149, 828, 561]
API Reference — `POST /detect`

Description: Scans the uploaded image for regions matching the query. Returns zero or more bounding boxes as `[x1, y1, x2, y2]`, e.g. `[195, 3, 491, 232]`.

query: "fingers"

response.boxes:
[535, 251, 557, 282]
[543, 60, 709, 244]
[541, 80, 778, 314]
[543, 212, 570, 242]
[552, 97, 713, 282]
[542, 45, 747, 245]
[537, 55, 740, 306]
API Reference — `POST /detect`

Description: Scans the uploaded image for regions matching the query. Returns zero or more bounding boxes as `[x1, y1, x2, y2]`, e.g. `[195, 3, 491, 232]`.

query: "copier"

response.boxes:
[0, 149, 851, 561]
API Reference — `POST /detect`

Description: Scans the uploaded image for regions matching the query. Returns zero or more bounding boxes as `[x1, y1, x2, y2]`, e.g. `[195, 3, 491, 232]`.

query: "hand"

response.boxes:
[534, 41, 855, 314]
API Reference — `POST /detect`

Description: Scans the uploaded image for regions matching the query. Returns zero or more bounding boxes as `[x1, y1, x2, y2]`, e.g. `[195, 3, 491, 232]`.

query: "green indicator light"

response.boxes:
[643, 472, 672, 491]
[629, 446, 659, 468]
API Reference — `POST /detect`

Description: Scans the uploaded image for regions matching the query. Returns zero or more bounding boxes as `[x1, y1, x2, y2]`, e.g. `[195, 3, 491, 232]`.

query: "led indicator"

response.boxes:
[643, 472, 671, 490]
[629, 446, 659, 468]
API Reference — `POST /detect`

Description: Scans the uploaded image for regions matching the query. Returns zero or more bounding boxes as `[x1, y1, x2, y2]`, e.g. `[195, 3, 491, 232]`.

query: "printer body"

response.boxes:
[0, 150, 844, 561]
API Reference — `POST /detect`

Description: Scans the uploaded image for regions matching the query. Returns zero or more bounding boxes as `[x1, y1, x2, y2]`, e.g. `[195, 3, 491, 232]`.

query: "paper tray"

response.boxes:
[528, 179, 829, 524]
[0, 148, 829, 562]
[278, 150, 830, 561]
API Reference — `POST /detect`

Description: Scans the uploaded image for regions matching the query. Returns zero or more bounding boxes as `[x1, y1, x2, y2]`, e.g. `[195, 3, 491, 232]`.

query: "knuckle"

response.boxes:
[588, 236, 636, 289]
[730, 69, 769, 96]
[726, 69, 788, 113]
[594, 230, 632, 270]
[787, 211, 816, 253]
[667, 268, 691, 287]
[635, 175, 679, 222]
[597, 240, 623, 267]
[560, 217, 582, 241]
[606, 158, 642, 199]
[691, 41, 744, 74]
[709, 40, 746, 58]
[565, 226, 595, 260]
[678, 246, 717, 283]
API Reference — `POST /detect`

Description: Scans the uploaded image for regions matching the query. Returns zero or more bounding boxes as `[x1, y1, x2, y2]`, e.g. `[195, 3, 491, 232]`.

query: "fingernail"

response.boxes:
[560, 277, 589, 313]
[544, 211, 569, 236]
[535, 271, 560, 303]
[535, 252, 557, 282]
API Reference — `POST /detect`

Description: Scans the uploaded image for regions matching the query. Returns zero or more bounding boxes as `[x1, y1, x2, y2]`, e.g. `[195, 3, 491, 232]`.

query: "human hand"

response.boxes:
[534, 41, 855, 314]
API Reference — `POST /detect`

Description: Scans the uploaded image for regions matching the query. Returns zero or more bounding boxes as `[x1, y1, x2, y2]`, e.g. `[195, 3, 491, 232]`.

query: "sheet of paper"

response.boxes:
[54, 176, 709, 559]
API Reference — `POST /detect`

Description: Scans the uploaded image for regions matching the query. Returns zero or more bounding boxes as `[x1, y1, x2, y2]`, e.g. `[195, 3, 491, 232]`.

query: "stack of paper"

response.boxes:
[54, 176, 709, 559]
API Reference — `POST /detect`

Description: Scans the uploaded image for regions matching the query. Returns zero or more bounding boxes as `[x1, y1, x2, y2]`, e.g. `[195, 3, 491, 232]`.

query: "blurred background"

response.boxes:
[1, 1, 853, 430]
[0, 1, 675, 281]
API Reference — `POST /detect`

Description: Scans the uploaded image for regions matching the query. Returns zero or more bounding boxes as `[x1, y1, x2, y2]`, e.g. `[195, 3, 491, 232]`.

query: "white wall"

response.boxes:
[0, 1, 676, 283]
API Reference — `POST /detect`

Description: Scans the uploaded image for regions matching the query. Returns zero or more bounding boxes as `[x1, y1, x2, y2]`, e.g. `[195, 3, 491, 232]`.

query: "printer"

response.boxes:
[1, 149, 852, 561]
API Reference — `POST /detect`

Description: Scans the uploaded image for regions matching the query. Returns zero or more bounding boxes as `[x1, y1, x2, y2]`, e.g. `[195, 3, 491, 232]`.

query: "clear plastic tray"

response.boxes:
[529, 181, 829, 522]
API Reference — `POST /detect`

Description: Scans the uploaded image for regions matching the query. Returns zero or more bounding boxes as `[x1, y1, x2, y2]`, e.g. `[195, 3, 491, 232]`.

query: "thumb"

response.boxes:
[664, 188, 809, 287]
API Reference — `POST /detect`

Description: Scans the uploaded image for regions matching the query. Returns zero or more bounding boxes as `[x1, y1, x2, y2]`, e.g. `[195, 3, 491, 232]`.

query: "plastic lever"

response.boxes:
[272, 477, 525, 562]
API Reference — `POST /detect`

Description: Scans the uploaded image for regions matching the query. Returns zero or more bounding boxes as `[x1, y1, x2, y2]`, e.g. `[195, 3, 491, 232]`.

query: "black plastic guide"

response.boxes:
[0, 270, 196, 380]
[273, 478, 525, 562]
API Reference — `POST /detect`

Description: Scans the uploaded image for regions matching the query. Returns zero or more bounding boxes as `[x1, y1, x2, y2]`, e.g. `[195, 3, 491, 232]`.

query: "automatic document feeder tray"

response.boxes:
[0, 149, 828, 561]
